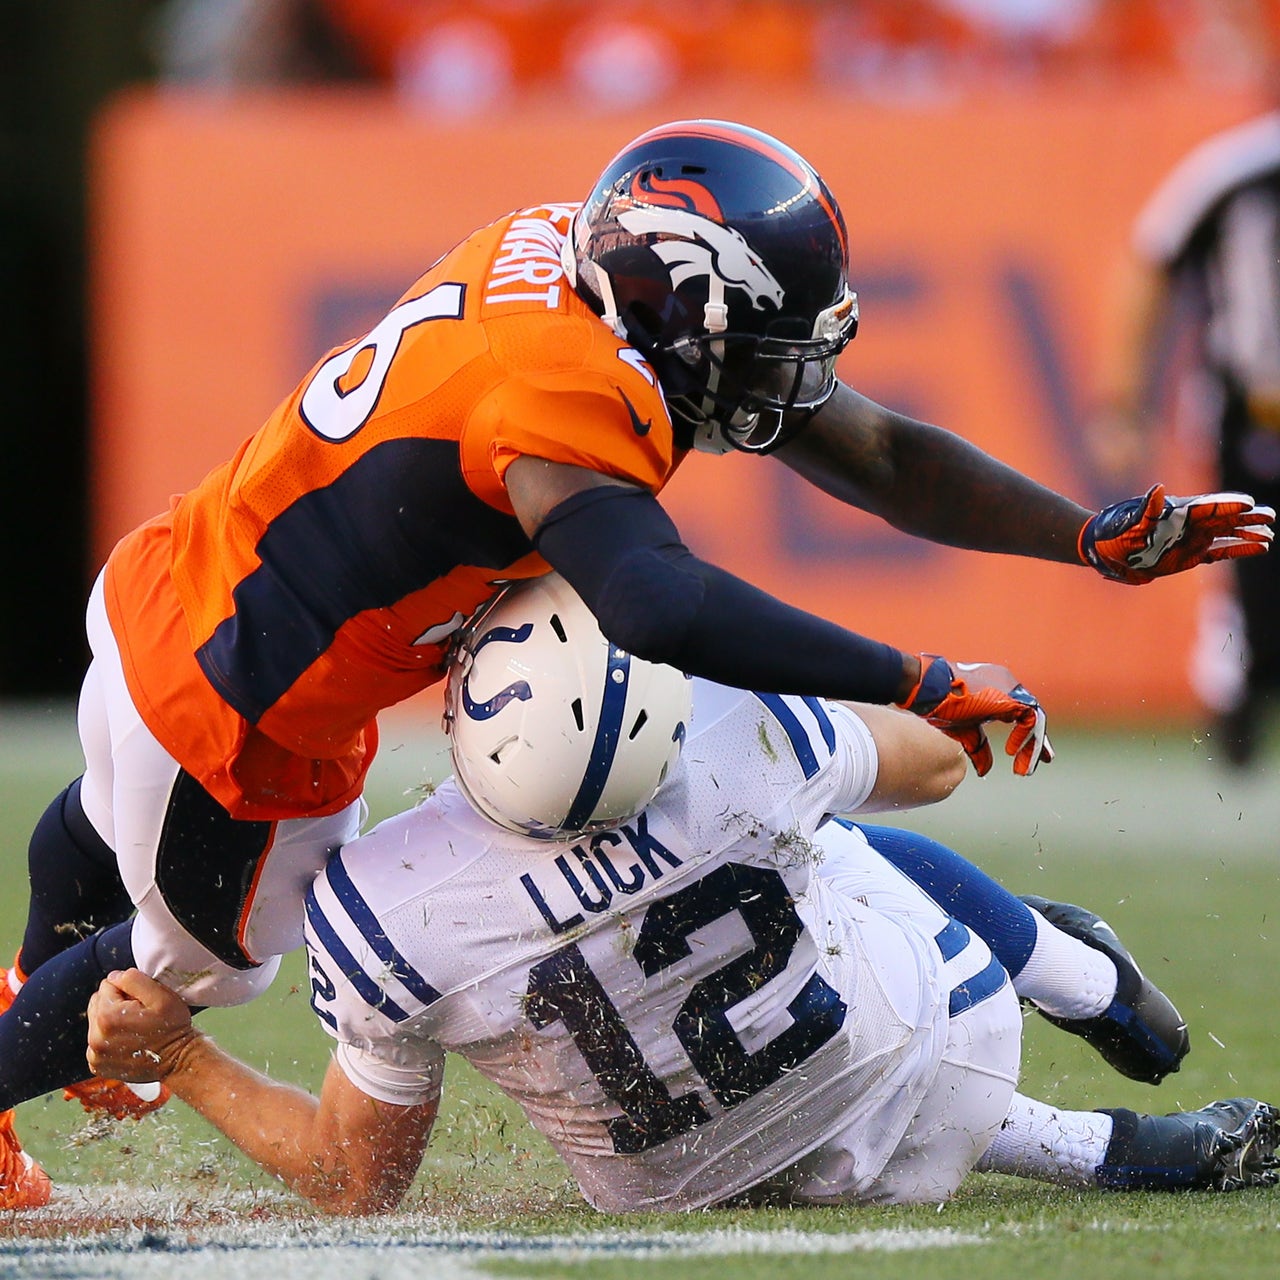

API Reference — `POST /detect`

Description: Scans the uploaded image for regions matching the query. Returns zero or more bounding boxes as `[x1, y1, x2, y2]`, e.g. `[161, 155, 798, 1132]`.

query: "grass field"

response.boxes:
[2, 701, 1279, 1278]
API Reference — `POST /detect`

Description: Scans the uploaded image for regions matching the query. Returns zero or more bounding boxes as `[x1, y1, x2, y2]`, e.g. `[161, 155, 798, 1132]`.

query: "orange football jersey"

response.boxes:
[104, 204, 681, 820]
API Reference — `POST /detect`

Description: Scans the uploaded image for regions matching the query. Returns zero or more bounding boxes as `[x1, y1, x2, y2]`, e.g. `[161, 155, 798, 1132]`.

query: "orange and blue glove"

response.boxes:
[896, 655, 1053, 778]
[1080, 484, 1274, 585]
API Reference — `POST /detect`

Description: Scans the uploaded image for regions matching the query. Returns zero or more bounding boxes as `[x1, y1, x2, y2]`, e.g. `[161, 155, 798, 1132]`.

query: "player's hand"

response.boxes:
[1079, 484, 1275, 585]
[895, 655, 1053, 778]
[86, 968, 197, 1084]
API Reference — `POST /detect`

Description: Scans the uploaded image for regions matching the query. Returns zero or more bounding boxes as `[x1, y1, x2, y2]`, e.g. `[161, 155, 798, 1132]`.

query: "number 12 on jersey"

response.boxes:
[525, 861, 847, 1155]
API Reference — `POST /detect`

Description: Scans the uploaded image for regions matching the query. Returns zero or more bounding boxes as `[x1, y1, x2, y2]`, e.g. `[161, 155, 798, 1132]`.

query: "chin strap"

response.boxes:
[562, 219, 628, 339]
[703, 273, 729, 335]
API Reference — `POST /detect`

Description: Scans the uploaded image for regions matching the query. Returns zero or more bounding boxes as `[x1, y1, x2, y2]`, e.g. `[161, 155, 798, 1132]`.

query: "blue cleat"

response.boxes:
[1020, 895, 1190, 1084]
[1096, 1098, 1280, 1191]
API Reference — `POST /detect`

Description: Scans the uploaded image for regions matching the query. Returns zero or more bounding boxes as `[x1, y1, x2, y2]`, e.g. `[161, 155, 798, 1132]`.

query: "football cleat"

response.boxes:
[1096, 1098, 1280, 1191]
[1020, 896, 1190, 1084]
[0, 1108, 52, 1210]
[0, 952, 21, 1015]
[2, 951, 170, 1121]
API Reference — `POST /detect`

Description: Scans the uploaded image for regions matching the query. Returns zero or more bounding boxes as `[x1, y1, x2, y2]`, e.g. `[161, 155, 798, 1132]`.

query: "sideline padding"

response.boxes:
[89, 85, 1262, 719]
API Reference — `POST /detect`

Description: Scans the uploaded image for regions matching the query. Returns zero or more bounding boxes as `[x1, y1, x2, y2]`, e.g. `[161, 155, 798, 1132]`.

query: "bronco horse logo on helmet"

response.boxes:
[568, 119, 857, 455]
[616, 205, 786, 317]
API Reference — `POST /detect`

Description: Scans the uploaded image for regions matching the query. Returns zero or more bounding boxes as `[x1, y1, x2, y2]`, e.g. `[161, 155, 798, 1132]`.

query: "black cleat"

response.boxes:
[1096, 1098, 1280, 1191]
[1020, 895, 1190, 1084]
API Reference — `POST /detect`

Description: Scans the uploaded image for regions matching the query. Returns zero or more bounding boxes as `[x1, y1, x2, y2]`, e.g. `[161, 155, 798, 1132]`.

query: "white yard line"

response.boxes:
[2, 1187, 984, 1279]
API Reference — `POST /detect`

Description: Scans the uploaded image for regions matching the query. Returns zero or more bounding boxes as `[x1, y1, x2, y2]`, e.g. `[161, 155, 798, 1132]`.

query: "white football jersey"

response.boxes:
[304, 680, 956, 1211]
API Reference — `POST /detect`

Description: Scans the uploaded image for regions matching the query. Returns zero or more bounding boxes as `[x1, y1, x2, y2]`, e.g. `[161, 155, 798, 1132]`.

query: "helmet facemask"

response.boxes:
[569, 121, 859, 457]
[663, 288, 858, 452]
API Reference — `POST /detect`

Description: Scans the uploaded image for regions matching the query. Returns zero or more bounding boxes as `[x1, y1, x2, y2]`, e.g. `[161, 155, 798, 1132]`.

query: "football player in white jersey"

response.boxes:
[84, 577, 1278, 1214]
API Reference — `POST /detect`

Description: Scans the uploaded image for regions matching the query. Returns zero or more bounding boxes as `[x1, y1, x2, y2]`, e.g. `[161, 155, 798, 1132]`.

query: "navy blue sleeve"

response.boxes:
[532, 485, 907, 704]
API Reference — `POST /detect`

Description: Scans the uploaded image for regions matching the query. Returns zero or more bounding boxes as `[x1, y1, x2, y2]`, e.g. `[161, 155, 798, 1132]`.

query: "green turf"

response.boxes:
[3, 702, 1279, 1277]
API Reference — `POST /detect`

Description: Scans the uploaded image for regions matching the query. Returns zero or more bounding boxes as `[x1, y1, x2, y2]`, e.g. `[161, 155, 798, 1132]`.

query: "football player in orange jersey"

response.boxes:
[0, 119, 1273, 1206]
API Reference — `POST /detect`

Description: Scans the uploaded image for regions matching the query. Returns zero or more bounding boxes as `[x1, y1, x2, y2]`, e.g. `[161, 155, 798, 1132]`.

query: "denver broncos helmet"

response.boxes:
[565, 119, 858, 454]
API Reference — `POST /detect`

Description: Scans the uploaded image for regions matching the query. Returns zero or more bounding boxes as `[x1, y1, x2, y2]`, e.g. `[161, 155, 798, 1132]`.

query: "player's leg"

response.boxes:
[853, 822, 1188, 1083]
[770, 857, 1022, 1206]
[1017, 895, 1188, 1084]
[0, 919, 138, 1113]
[976, 1091, 1280, 1191]
[2, 653, 134, 999]
[125, 792, 362, 1008]
[858, 978, 1022, 1204]
[770, 825, 1020, 1205]
[79, 561, 360, 1007]
[0, 760, 359, 1113]
[0, 573, 361, 1114]
[17, 780, 134, 978]
[0, 616, 193, 1115]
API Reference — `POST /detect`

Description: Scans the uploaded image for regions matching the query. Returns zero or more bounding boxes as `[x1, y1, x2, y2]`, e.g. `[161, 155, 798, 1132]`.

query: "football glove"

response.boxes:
[1080, 484, 1275, 586]
[896, 654, 1053, 778]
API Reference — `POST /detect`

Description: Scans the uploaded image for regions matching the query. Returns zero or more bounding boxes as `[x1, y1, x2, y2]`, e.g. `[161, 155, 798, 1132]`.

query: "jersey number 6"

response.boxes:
[299, 282, 466, 442]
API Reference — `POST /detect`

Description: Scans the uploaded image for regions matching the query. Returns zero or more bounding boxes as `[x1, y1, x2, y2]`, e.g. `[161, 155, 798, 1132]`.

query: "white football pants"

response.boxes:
[778, 821, 1023, 1205]
[75, 570, 362, 1006]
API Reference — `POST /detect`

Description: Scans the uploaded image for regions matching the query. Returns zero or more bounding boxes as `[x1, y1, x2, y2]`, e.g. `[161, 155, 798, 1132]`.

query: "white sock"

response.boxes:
[1015, 909, 1117, 1019]
[975, 1092, 1113, 1186]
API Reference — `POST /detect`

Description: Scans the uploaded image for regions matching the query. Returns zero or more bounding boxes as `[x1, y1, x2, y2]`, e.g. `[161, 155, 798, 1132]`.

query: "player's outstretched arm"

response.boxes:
[782, 383, 1276, 581]
[777, 382, 1093, 561]
[86, 969, 437, 1215]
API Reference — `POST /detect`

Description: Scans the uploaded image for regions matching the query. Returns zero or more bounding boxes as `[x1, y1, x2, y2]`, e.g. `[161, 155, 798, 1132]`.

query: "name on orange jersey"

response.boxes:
[484, 204, 576, 310]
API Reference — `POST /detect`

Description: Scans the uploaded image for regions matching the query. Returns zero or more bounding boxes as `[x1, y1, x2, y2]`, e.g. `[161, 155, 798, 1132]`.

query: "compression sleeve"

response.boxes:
[533, 485, 908, 704]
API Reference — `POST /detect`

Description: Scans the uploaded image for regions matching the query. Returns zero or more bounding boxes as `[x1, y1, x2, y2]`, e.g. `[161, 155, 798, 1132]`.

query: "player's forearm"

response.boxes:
[782, 385, 1092, 562]
[163, 1034, 394, 1214]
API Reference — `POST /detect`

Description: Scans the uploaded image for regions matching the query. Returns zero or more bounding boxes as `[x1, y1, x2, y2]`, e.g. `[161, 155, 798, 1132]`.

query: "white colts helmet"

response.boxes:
[443, 574, 692, 840]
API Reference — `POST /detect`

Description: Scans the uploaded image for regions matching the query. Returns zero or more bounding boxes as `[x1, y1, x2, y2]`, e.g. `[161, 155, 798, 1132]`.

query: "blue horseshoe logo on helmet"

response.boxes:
[462, 622, 534, 720]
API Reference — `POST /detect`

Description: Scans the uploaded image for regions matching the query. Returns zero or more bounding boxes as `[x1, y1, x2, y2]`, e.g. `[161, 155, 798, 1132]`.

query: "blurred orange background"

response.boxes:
[88, 79, 1259, 721]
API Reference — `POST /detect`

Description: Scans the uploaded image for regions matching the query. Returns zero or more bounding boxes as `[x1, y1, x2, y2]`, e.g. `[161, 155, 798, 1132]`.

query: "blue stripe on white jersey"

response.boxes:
[751, 692, 837, 779]
[323, 857, 443, 1009]
[304, 887, 412, 1023]
[800, 696, 837, 753]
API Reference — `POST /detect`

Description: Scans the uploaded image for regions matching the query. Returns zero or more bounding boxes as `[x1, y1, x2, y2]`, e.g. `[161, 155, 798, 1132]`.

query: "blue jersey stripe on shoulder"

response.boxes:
[800, 696, 837, 753]
[323, 858, 443, 1009]
[752, 692, 820, 778]
[305, 887, 411, 1023]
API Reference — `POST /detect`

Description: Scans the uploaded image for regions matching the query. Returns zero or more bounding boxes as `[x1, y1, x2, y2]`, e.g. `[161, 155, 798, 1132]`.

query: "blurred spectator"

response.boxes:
[1076, 0, 1280, 88]
[812, 0, 978, 103]
[310, 0, 1280, 109]
[150, 0, 363, 85]
[1090, 100, 1280, 766]
[934, 0, 1099, 82]
[316, 1, 746, 111]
